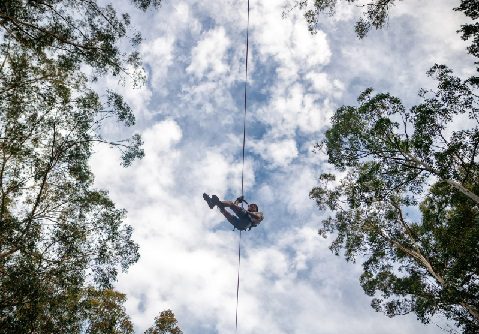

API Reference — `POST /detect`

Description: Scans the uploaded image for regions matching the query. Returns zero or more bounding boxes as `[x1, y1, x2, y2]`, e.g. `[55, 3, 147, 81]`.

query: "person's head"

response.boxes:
[248, 203, 258, 212]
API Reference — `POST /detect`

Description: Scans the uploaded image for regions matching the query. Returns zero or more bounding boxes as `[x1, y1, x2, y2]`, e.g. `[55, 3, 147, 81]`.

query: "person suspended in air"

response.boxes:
[203, 193, 264, 231]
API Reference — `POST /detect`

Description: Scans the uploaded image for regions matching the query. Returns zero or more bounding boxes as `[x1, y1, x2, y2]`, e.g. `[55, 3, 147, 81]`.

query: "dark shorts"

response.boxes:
[224, 206, 252, 230]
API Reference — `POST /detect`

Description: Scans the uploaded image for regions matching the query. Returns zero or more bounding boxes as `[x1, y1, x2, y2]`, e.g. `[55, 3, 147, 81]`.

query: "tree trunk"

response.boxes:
[390, 237, 479, 323]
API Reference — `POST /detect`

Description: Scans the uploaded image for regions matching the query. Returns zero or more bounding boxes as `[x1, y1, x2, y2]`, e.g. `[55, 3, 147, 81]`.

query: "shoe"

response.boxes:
[203, 193, 215, 209]
[212, 195, 223, 208]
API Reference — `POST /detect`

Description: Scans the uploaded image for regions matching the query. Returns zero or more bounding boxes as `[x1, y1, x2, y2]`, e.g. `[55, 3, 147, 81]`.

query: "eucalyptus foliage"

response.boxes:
[304, 0, 479, 332]
[144, 309, 183, 334]
[296, 0, 478, 46]
[456, 0, 479, 63]
[0, 0, 161, 331]
[311, 67, 479, 332]
[293, 0, 393, 37]
[82, 288, 134, 334]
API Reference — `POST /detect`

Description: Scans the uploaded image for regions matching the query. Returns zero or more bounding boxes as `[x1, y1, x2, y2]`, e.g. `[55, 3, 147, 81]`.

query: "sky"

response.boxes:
[90, 0, 475, 333]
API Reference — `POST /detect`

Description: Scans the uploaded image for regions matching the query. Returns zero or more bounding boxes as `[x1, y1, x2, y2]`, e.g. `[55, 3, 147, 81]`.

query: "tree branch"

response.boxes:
[404, 152, 479, 204]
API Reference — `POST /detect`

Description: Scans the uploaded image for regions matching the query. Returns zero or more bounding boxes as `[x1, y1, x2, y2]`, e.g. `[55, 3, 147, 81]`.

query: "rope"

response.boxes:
[236, 1, 250, 332]
[241, 0, 250, 199]
[235, 230, 242, 332]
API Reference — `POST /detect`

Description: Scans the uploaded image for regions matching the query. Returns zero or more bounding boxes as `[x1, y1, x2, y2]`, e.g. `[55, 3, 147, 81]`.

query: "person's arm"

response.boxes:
[219, 207, 233, 219]
[248, 211, 263, 221]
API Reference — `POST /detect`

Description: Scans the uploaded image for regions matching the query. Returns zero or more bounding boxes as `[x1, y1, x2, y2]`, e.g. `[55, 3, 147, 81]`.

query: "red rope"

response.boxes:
[235, 230, 242, 332]
[240, 0, 250, 199]
[236, 0, 250, 332]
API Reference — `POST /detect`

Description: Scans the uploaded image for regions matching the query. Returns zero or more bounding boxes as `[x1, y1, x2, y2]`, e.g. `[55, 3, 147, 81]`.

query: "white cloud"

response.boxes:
[171, 2, 202, 36]
[257, 82, 333, 137]
[88, 0, 467, 333]
[254, 1, 331, 80]
[143, 119, 182, 153]
[142, 36, 176, 91]
[187, 27, 231, 79]
[306, 72, 345, 99]
[252, 137, 298, 167]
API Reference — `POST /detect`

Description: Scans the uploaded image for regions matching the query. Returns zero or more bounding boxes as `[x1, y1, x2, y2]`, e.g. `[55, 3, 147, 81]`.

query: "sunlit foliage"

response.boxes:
[0, 0, 161, 330]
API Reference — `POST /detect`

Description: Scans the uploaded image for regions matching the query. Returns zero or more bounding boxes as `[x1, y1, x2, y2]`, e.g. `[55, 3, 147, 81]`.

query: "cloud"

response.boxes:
[186, 27, 231, 79]
[252, 137, 298, 167]
[254, 0, 331, 77]
[143, 119, 182, 152]
[142, 36, 176, 91]
[306, 72, 345, 99]
[88, 0, 469, 333]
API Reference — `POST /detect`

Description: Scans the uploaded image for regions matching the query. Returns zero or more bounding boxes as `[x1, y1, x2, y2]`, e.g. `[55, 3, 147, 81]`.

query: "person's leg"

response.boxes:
[219, 200, 235, 208]
[230, 204, 248, 218]
[216, 201, 248, 219]
[219, 201, 248, 217]
[205, 195, 230, 209]
[218, 207, 240, 226]
[203, 193, 216, 209]
[204, 194, 244, 213]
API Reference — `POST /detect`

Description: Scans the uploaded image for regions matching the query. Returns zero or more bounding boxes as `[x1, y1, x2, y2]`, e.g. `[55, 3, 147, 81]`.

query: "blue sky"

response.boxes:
[90, 0, 475, 332]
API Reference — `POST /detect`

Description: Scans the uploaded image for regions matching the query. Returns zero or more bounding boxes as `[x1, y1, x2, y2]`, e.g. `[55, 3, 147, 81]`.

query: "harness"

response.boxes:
[233, 196, 260, 231]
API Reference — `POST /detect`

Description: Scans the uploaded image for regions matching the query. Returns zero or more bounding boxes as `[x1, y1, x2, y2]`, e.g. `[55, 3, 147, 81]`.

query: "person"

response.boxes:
[203, 193, 264, 230]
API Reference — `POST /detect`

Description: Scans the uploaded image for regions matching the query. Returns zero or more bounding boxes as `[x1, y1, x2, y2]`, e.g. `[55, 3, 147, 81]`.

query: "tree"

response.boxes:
[303, 1, 479, 331]
[81, 288, 134, 334]
[0, 0, 161, 79]
[293, 0, 398, 38]
[294, 0, 479, 49]
[144, 309, 183, 334]
[310, 66, 479, 332]
[456, 0, 479, 62]
[0, 0, 161, 331]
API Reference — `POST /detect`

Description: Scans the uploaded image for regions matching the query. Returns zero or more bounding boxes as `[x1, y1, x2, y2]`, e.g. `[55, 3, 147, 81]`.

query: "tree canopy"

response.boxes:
[81, 288, 135, 334]
[0, 0, 161, 79]
[311, 70, 479, 331]
[309, 1, 479, 333]
[296, 0, 396, 38]
[0, 0, 161, 330]
[144, 309, 183, 334]
[296, 0, 479, 55]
